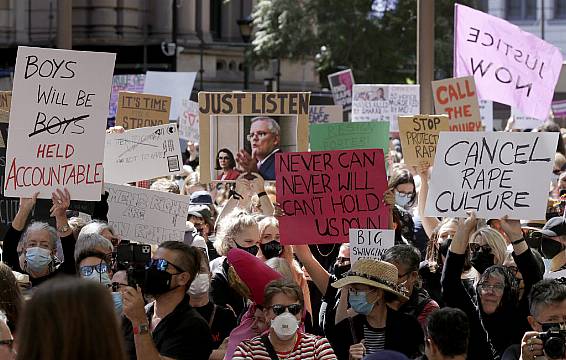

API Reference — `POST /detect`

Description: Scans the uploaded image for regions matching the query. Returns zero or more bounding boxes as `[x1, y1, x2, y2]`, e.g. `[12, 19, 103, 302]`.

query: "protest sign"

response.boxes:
[198, 92, 310, 183]
[309, 105, 343, 124]
[115, 92, 171, 130]
[105, 183, 190, 245]
[0, 120, 18, 238]
[109, 74, 145, 119]
[431, 76, 482, 131]
[104, 123, 183, 184]
[351, 84, 420, 132]
[178, 98, 199, 142]
[512, 107, 543, 130]
[328, 69, 354, 111]
[0, 91, 11, 112]
[552, 100, 566, 118]
[479, 100, 493, 131]
[454, 4, 563, 120]
[144, 71, 197, 120]
[276, 149, 389, 245]
[349, 228, 395, 264]
[425, 132, 558, 219]
[4, 46, 115, 200]
[398, 115, 449, 166]
[309, 122, 389, 153]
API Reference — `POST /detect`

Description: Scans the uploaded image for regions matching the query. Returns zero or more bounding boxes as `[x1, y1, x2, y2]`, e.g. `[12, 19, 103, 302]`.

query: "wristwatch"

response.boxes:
[133, 323, 149, 335]
[57, 224, 70, 233]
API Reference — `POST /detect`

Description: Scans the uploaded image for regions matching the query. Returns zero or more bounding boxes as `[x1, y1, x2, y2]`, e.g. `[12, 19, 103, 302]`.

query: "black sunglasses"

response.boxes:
[270, 303, 302, 316]
[146, 258, 185, 273]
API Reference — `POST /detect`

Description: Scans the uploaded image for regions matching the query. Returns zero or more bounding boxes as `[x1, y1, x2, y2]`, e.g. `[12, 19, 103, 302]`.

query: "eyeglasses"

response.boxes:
[348, 288, 376, 296]
[146, 258, 185, 273]
[112, 281, 128, 291]
[246, 131, 270, 141]
[80, 262, 109, 277]
[270, 303, 302, 316]
[469, 243, 492, 254]
[0, 339, 13, 348]
[478, 283, 505, 294]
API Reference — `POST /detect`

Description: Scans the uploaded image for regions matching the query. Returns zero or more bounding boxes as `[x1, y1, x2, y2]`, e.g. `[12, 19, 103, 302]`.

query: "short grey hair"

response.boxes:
[74, 233, 113, 261]
[251, 117, 280, 136]
[21, 222, 58, 250]
[78, 221, 114, 242]
[214, 209, 258, 256]
[529, 279, 566, 317]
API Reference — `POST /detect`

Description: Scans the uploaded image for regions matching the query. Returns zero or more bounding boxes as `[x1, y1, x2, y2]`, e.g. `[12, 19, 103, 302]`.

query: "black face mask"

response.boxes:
[541, 238, 565, 259]
[333, 264, 351, 279]
[236, 243, 259, 256]
[142, 266, 173, 296]
[439, 238, 452, 258]
[470, 251, 495, 274]
[260, 241, 282, 259]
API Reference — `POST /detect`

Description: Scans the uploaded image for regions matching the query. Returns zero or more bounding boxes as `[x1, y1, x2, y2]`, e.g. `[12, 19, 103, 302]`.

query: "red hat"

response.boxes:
[227, 248, 282, 305]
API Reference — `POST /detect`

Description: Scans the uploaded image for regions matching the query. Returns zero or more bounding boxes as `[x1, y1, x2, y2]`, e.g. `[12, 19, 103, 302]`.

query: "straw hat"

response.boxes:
[332, 259, 409, 300]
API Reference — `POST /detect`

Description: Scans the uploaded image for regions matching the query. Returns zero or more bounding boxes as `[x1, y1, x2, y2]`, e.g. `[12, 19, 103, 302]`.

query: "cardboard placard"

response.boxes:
[106, 183, 190, 245]
[351, 84, 420, 132]
[0, 91, 11, 112]
[308, 105, 343, 124]
[454, 4, 563, 120]
[109, 74, 145, 118]
[431, 76, 482, 131]
[425, 132, 558, 219]
[0, 120, 18, 239]
[144, 71, 197, 120]
[115, 92, 171, 130]
[4, 46, 115, 200]
[276, 149, 389, 244]
[398, 115, 449, 166]
[309, 122, 389, 152]
[328, 69, 354, 111]
[104, 124, 183, 184]
[198, 92, 310, 183]
[178, 99, 199, 142]
[349, 228, 395, 264]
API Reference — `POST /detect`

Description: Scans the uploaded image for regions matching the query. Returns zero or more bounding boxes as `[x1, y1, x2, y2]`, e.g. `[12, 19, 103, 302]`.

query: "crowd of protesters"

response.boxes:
[2, 117, 566, 360]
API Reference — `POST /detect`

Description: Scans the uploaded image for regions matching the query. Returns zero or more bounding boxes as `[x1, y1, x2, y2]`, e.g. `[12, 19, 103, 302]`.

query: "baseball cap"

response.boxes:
[190, 191, 213, 205]
[535, 217, 566, 238]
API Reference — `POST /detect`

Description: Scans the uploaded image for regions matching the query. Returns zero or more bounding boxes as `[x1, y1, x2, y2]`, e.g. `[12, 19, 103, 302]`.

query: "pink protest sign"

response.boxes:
[276, 149, 389, 245]
[454, 4, 563, 121]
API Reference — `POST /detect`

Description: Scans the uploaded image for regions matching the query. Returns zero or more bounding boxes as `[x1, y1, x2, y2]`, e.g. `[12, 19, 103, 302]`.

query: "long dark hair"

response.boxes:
[215, 148, 236, 171]
[16, 277, 127, 360]
[388, 168, 417, 207]
[0, 262, 22, 333]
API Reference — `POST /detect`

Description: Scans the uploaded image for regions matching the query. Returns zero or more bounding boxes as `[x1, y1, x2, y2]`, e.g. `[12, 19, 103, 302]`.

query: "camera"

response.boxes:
[539, 326, 566, 359]
[114, 241, 151, 288]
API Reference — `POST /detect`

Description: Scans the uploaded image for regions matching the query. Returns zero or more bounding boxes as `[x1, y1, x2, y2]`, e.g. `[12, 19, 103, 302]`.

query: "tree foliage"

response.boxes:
[251, 0, 484, 86]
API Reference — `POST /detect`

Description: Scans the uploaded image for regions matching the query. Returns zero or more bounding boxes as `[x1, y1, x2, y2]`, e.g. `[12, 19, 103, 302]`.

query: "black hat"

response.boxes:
[535, 217, 566, 238]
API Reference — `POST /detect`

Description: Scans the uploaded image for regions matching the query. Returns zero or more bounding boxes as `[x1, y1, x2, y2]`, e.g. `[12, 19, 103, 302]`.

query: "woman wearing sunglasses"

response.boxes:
[216, 148, 241, 181]
[233, 279, 337, 360]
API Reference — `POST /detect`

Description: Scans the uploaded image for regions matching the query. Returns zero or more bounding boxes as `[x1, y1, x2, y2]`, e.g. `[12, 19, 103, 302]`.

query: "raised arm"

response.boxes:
[293, 245, 330, 296]
[2, 193, 38, 271]
[417, 164, 439, 238]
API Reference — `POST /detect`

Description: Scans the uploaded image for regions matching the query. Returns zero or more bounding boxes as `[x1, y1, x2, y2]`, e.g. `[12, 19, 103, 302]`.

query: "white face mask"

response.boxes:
[188, 273, 210, 295]
[270, 312, 300, 340]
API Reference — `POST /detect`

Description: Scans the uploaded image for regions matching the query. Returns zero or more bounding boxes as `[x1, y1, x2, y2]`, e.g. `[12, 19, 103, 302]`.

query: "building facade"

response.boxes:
[0, 0, 320, 93]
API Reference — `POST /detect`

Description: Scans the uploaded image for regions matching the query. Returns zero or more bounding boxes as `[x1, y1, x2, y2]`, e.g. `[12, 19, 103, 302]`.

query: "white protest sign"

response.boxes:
[351, 84, 420, 132]
[512, 107, 544, 130]
[4, 46, 115, 200]
[479, 100, 493, 131]
[104, 124, 182, 184]
[425, 132, 558, 219]
[349, 228, 395, 264]
[178, 99, 199, 142]
[106, 183, 190, 245]
[144, 71, 197, 120]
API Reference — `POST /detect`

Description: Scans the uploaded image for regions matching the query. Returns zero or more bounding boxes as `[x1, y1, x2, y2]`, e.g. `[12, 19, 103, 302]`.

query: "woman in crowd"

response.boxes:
[387, 167, 416, 245]
[233, 279, 337, 360]
[468, 226, 508, 274]
[442, 213, 544, 358]
[216, 148, 241, 181]
[0, 263, 22, 334]
[15, 277, 126, 360]
[211, 209, 261, 316]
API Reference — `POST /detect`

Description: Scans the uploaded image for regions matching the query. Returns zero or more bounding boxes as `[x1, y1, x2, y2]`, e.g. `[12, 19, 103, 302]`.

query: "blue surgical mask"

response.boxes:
[111, 292, 123, 316]
[349, 291, 375, 315]
[83, 271, 112, 288]
[25, 247, 52, 273]
[395, 192, 412, 208]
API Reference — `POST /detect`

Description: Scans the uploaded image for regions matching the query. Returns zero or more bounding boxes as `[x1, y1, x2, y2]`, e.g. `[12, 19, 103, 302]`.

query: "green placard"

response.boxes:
[309, 122, 390, 152]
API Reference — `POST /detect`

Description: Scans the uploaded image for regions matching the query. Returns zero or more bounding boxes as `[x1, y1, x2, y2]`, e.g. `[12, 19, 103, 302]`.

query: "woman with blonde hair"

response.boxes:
[468, 226, 508, 274]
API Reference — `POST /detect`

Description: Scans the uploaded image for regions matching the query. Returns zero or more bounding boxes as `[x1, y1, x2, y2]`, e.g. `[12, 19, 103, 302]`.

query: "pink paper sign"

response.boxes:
[454, 4, 563, 121]
[276, 149, 389, 245]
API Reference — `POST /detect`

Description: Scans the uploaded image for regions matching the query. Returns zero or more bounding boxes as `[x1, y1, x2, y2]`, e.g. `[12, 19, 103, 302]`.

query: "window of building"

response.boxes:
[210, 0, 222, 40]
[556, 0, 566, 19]
[476, 0, 489, 12]
[506, 0, 536, 20]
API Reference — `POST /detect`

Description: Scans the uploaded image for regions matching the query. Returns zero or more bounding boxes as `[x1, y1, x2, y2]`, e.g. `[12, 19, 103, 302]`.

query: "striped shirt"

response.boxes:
[233, 332, 337, 360]
[363, 324, 386, 354]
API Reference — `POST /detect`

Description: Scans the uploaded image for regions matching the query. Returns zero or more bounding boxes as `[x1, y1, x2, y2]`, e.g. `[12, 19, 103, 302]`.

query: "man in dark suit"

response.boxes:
[236, 117, 280, 180]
